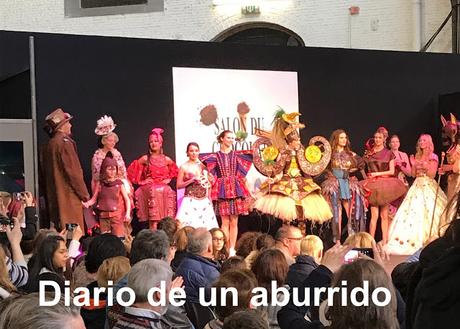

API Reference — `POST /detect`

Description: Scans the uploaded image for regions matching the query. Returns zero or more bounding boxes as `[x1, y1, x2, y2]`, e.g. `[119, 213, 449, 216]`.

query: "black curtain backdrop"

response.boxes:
[1, 30, 460, 187]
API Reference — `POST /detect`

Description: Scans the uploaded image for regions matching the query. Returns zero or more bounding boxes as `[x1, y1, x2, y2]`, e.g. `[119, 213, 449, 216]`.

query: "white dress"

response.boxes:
[387, 155, 448, 255]
[176, 162, 218, 230]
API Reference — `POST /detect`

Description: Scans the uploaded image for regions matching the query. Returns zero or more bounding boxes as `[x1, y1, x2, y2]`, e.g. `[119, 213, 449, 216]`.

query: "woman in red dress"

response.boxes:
[127, 128, 178, 230]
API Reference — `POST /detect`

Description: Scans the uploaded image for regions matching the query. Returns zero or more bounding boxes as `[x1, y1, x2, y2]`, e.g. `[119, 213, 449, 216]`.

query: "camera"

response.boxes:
[0, 216, 13, 233]
[13, 192, 25, 201]
[344, 248, 374, 263]
[65, 223, 78, 231]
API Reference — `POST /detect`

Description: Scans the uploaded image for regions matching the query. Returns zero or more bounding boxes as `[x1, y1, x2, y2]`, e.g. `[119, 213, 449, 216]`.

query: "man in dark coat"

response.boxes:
[40, 108, 89, 230]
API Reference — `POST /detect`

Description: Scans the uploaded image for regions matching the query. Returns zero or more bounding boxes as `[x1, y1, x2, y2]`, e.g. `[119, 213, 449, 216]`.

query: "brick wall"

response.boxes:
[0, 0, 453, 52]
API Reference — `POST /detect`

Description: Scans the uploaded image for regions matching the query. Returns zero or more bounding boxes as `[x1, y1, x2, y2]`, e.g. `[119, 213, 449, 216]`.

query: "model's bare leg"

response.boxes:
[369, 206, 379, 239]
[221, 215, 230, 245]
[228, 215, 239, 250]
[380, 205, 389, 244]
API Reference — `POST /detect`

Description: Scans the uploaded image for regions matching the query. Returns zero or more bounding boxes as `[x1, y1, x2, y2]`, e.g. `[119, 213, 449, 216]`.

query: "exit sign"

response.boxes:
[242, 5, 260, 14]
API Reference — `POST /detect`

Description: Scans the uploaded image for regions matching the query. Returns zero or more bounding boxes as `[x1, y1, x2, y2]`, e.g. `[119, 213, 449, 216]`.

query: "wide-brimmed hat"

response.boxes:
[44, 108, 73, 133]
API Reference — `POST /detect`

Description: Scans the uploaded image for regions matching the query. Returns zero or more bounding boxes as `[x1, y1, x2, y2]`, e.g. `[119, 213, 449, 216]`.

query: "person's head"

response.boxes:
[223, 309, 269, 329]
[213, 269, 258, 321]
[39, 235, 68, 272]
[210, 228, 228, 260]
[300, 235, 324, 263]
[255, 233, 275, 251]
[187, 227, 213, 258]
[96, 256, 131, 288]
[373, 126, 389, 148]
[157, 217, 179, 245]
[98, 132, 119, 150]
[0, 246, 15, 292]
[389, 135, 400, 151]
[416, 133, 434, 158]
[251, 248, 288, 296]
[217, 130, 235, 148]
[173, 226, 194, 252]
[275, 225, 303, 258]
[128, 259, 172, 314]
[44, 108, 73, 137]
[148, 128, 164, 154]
[130, 229, 170, 265]
[343, 232, 375, 249]
[330, 129, 352, 153]
[326, 259, 399, 329]
[7, 198, 25, 222]
[186, 142, 200, 161]
[221, 256, 248, 273]
[100, 152, 119, 181]
[236, 232, 262, 259]
[0, 293, 85, 329]
[85, 233, 127, 274]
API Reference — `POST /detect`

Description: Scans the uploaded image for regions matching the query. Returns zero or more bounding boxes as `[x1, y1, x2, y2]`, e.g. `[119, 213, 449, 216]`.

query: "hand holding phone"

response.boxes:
[344, 248, 374, 263]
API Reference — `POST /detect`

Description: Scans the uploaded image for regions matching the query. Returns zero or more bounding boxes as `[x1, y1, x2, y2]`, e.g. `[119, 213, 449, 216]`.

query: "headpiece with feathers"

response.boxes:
[95, 115, 116, 136]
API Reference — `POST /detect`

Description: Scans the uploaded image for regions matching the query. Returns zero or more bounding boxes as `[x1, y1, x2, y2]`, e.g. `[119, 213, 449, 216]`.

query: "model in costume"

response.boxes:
[321, 129, 366, 242]
[387, 134, 448, 254]
[361, 126, 407, 244]
[176, 142, 218, 230]
[40, 108, 90, 230]
[91, 115, 129, 193]
[127, 128, 178, 230]
[201, 130, 252, 254]
[440, 113, 460, 202]
[252, 110, 332, 225]
[83, 152, 131, 237]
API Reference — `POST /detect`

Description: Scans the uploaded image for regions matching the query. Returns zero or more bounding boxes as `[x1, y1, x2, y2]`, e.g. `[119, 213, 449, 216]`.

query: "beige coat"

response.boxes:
[40, 132, 89, 229]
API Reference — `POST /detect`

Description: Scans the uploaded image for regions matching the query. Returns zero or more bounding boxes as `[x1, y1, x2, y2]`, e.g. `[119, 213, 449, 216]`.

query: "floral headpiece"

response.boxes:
[95, 115, 116, 136]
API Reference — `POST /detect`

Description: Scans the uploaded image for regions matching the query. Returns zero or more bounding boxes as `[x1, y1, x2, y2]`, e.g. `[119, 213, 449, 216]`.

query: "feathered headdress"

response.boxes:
[95, 115, 116, 136]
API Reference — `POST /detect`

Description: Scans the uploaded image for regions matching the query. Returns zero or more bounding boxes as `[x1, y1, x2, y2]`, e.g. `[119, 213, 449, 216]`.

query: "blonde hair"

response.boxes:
[300, 235, 324, 257]
[0, 247, 16, 292]
[96, 256, 131, 288]
[343, 232, 374, 248]
[415, 134, 435, 159]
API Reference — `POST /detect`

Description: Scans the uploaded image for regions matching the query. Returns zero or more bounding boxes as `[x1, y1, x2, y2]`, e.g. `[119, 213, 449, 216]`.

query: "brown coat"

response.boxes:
[40, 132, 89, 229]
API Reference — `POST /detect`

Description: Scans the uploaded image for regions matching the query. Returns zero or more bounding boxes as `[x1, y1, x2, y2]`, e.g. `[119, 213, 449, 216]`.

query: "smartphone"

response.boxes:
[0, 217, 12, 233]
[344, 248, 374, 263]
[65, 223, 78, 231]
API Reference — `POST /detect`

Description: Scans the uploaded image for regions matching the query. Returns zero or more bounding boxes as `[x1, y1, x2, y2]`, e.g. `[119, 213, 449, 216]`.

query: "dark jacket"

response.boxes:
[286, 255, 318, 288]
[175, 253, 220, 303]
[81, 281, 107, 329]
[411, 246, 460, 329]
[22, 206, 38, 240]
[171, 250, 188, 272]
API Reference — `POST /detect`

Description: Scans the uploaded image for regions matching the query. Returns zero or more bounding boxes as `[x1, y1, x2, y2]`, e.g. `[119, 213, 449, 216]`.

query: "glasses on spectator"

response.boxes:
[213, 237, 225, 242]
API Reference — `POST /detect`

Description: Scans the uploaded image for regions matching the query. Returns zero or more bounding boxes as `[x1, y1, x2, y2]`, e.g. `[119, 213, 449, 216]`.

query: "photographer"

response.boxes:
[4, 191, 38, 241]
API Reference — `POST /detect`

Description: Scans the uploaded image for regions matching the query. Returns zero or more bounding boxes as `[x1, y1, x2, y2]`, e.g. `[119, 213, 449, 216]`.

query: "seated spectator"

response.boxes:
[251, 248, 289, 329]
[236, 232, 261, 259]
[274, 226, 303, 266]
[0, 292, 85, 329]
[343, 232, 374, 248]
[113, 259, 174, 329]
[245, 233, 275, 269]
[286, 235, 323, 288]
[210, 228, 229, 263]
[221, 256, 247, 273]
[223, 309, 269, 329]
[171, 226, 194, 271]
[23, 235, 68, 293]
[0, 246, 16, 300]
[107, 229, 193, 329]
[81, 256, 131, 329]
[205, 269, 258, 329]
[1, 218, 28, 288]
[175, 228, 220, 303]
[158, 216, 179, 245]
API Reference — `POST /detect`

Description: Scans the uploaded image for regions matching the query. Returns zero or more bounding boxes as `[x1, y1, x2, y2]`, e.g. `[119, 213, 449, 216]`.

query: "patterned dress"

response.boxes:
[176, 162, 218, 229]
[322, 151, 366, 239]
[201, 151, 252, 216]
[387, 154, 448, 255]
[127, 154, 178, 222]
